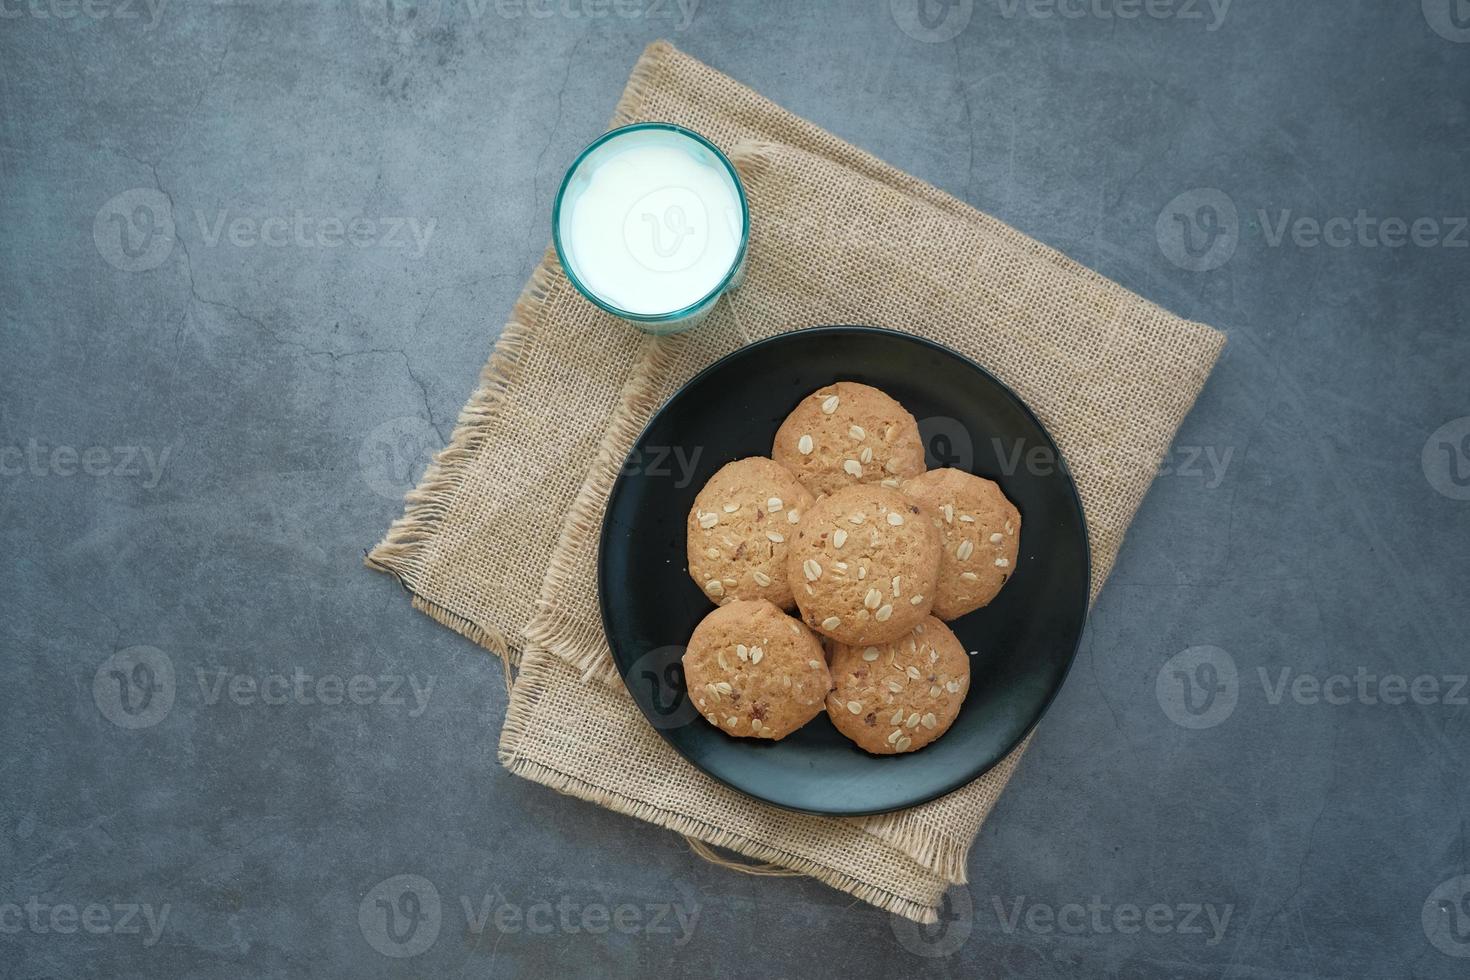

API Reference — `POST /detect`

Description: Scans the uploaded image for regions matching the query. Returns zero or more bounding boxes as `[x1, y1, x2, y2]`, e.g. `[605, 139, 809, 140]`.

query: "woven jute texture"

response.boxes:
[368, 41, 1225, 924]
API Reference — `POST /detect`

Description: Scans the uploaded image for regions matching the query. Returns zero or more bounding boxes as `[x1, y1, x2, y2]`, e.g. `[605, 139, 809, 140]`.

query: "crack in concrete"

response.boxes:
[129, 159, 454, 441]
[526, 30, 589, 255]
[163, 22, 242, 162]
[1254, 722, 1342, 956]
[953, 38, 977, 204]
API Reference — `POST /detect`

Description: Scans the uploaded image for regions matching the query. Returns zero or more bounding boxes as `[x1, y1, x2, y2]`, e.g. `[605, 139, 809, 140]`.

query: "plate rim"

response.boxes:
[597, 324, 1092, 816]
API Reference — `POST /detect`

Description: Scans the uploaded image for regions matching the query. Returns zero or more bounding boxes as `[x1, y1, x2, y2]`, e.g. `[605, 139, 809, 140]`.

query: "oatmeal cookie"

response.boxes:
[825, 617, 970, 754]
[687, 457, 816, 609]
[772, 382, 926, 497]
[785, 483, 941, 645]
[901, 468, 1020, 618]
[682, 599, 832, 740]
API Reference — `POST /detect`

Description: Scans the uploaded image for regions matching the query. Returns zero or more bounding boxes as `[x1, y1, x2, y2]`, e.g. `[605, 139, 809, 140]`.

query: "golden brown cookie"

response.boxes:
[772, 382, 927, 497]
[785, 484, 941, 645]
[687, 457, 816, 609]
[901, 468, 1020, 619]
[825, 617, 970, 754]
[682, 600, 832, 740]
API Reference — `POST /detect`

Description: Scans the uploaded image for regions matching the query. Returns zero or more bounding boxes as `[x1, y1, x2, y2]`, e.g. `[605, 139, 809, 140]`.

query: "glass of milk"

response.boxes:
[553, 123, 749, 333]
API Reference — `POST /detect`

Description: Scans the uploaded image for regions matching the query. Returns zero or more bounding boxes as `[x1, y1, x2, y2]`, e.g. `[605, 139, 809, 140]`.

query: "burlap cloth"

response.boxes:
[367, 41, 1225, 923]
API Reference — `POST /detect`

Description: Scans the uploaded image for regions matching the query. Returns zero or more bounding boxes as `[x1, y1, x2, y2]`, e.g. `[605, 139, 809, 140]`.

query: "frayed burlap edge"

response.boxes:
[609, 39, 674, 129]
[522, 330, 691, 684]
[497, 647, 946, 925]
[683, 838, 804, 877]
[364, 42, 674, 666]
[858, 733, 1032, 886]
[363, 258, 558, 667]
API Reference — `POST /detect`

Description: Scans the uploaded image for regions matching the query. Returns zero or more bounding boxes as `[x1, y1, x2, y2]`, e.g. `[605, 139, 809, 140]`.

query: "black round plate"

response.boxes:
[598, 326, 1090, 815]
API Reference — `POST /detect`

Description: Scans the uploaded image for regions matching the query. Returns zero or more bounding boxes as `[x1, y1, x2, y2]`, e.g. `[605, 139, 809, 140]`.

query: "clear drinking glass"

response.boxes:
[552, 123, 750, 334]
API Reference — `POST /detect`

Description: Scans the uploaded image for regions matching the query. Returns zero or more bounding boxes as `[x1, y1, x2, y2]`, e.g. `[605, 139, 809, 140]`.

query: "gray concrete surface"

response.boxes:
[2, 1, 1468, 976]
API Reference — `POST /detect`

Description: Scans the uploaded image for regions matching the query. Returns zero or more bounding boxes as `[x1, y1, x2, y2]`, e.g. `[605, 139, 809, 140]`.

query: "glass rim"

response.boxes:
[550, 122, 751, 324]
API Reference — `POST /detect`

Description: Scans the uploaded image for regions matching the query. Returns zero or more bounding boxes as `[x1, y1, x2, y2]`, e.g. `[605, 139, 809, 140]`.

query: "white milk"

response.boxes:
[559, 129, 744, 318]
